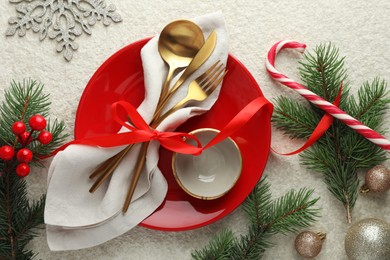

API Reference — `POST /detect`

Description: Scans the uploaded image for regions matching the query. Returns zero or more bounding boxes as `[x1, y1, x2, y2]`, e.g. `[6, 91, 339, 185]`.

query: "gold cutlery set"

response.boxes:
[88, 20, 227, 213]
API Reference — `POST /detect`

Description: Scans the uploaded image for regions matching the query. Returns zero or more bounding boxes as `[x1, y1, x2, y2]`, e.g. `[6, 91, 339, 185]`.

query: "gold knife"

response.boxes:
[154, 30, 217, 117]
[169, 30, 217, 95]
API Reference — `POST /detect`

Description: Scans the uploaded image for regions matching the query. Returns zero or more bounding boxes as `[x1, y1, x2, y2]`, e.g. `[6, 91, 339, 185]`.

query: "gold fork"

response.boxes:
[122, 61, 227, 212]
[153, 61, 226, 126]
[89, 61, 227, 192]
[88, 61, 227, 210]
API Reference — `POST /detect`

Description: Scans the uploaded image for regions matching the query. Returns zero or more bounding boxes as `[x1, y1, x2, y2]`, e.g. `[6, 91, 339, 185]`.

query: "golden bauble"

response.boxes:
[295, 231, 325, 258]
[345, 218, 390, 260]
[365, 165, 390, 193]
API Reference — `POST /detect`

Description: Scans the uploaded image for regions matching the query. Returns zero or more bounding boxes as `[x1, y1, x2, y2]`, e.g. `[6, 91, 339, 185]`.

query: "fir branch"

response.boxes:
[1, 80, 50, 123]
[242, 177, 272, 226]
[230, 224, 273, 260]
[0, 80, 67, 259]
[273, 43, 389, 222]
[191, 178, 320, 260]
[0, 80, 50, 149]
[351, 78, 389, 122]
[14, 195, 45, 248]
[191, 229, 235, 260]
[299, 43, 348, 103]
[31, 119, 68, 160]
[266, 188, 320, 235]
[272, 96, 321, 139]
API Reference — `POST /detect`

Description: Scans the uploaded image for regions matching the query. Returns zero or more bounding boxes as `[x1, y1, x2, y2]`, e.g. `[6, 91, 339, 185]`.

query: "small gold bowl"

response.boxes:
[172, 128, 242, 200]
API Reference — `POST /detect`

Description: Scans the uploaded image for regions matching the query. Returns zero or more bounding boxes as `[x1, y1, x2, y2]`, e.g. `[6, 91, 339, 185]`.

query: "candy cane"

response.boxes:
[266, 40, 390, 153]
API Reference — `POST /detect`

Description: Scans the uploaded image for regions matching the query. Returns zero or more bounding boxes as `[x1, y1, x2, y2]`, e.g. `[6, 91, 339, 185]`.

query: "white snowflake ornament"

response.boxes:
[6, 0, 122, 61]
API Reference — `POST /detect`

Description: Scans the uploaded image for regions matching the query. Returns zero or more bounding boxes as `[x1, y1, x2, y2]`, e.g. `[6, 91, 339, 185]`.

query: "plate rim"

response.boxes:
[75, 38, 271, 231]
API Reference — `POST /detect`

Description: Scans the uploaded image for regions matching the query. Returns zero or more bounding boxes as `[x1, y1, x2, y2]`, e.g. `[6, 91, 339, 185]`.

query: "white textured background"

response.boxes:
[1, 1, 390, 259]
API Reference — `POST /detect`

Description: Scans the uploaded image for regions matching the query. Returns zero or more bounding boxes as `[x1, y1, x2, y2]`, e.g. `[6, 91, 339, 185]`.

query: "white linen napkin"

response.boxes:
[45, 11, 228, 250]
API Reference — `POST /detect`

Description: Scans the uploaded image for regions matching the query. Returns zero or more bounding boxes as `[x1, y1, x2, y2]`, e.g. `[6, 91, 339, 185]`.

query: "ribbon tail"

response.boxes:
[272, 113, 334, 155]
[159, 136, 202, 155]
[204, 96, 273, 150]
[273, 83, 343, 155]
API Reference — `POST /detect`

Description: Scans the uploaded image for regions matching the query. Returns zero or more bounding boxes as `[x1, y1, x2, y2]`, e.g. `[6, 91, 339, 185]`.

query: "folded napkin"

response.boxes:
[44, 12, 229, 250]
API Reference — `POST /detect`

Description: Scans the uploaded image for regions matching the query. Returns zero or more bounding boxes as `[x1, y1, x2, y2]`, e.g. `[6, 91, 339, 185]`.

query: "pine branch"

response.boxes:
[232, 185, 320, 259]
[267, 188, 320, 235]
[351, 78, 389, 122]
[343, 78, 389, 168]
[0, 80, 67, 259]
[0, 80, 69, 164]
[14, 195, 45, 248]
[0, 80, 50, 133]
[0, 170, 38, 260]
[230, 224, 273, 260]
[273, 43, 389, 222]
[191, 177, 320, 260]
[31, 119, 68, 161]
[299, 43, 348, 103]
[191, 229, 235, 260]
[272, 97, 321, 139]
[242, 177, 272, 226]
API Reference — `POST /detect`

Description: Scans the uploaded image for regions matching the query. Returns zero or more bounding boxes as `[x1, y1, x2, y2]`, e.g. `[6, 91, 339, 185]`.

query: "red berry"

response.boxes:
[19, 132, 32, 145]
[16, 163, 30, 177]
[16, 148, 33, 163]
[0, 146, 15, 161]
[29, 115, 47, 131]
[38, 130, 53, 145]
[12, 121, 26, 135]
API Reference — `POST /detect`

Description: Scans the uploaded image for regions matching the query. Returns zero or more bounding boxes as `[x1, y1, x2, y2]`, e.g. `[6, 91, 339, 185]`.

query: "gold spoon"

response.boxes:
[89, 21, 205, 191]
[120, 32, 219, 213]
[122, 60, 226, 213]
[158, 20, 204, 103]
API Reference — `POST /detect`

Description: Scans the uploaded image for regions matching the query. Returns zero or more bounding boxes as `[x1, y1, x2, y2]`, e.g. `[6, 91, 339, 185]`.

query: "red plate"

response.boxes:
[75, 38, 271, 231]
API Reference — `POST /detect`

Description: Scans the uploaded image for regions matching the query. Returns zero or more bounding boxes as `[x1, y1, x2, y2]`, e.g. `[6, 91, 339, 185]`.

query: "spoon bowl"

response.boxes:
[159, 20, 204, 68]
[158, 20, 205, 100]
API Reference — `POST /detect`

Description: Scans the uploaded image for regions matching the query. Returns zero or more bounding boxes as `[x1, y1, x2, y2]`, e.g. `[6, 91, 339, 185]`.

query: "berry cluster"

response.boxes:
[0, 115, 52, 177]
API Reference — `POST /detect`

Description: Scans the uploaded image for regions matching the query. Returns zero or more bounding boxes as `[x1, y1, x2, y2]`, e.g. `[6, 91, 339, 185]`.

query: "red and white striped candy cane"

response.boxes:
[266, 40, 390, 153]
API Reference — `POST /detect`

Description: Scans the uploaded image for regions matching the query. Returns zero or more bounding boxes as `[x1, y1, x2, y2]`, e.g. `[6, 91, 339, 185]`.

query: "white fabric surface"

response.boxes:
[0, 0, 389, 259]
[44, 12, 228, 250]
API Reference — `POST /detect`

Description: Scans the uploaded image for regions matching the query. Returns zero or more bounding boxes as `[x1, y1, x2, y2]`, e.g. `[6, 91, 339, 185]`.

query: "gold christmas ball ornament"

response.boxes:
[294, 231, 326, 258]
[362, 165, 390, 193]
[345, 218, 390, 260]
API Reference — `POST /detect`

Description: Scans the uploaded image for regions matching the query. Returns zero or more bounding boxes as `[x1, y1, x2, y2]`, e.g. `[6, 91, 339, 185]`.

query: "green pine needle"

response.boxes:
[267, 188, 320, 235]
[242, 177, 272, 226]
[272, 96, 321, 139]
[191, 229, 235, 260]
[230, 224, 273, 260]
[0, 79, 67, 259]
[191, 177, 320, 260]
[31, 118, 68, 162]
[299, 43, 348, 103]
[272, 43, 389, 222]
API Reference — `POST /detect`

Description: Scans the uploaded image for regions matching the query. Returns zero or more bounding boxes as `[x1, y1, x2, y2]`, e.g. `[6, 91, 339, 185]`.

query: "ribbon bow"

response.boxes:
[51, 101, 203, 155]
[51, 97, 273, 156]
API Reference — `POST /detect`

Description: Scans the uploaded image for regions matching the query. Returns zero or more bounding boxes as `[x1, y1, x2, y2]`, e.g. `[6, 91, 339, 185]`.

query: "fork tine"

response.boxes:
[205, 69, 228, 96]
[198, 64, 224, 93]
[198, 62, 223, 86]
[201, 64, 226, 93]
[196, 60, 220, 83]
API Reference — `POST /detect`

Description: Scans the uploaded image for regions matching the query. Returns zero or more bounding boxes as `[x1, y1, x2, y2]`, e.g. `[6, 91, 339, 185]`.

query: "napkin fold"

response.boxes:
[44, 11, 228, 250]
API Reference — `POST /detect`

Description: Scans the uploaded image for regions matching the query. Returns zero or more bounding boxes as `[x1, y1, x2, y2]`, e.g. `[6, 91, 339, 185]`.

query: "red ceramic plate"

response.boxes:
[75, 38, 271, 231]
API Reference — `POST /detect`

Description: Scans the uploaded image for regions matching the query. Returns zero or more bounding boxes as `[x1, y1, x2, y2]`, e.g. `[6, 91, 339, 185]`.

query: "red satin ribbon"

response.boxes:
[205, 96, 273, 150]
[50, 96, 273, 156]
[273, 84, 343, 155]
